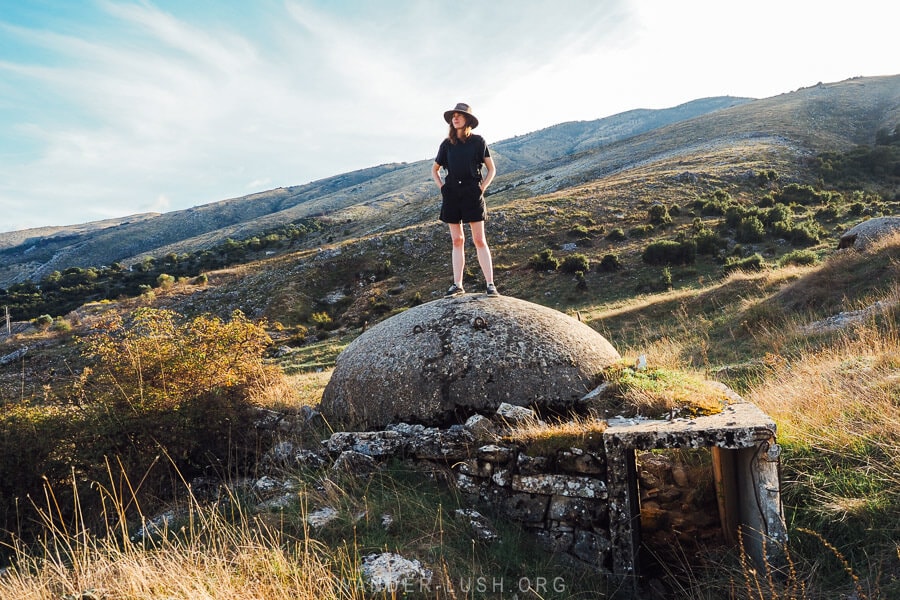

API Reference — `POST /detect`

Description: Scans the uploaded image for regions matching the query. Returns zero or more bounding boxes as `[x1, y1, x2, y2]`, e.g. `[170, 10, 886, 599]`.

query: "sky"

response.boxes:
[0, 1, 897, 233]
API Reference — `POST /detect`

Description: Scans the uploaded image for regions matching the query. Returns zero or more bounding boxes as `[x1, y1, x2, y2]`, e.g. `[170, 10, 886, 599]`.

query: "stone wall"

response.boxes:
[312, 401, 787, 582]
[455, 440, 614, 570]
[319, 416, 617, 570]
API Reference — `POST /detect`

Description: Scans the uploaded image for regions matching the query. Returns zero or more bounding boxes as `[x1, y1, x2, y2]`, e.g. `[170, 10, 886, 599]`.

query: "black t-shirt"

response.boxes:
[435, 135, 490, 181]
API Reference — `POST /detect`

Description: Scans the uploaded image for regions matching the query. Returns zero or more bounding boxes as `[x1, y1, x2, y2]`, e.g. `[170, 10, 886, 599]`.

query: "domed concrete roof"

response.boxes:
[838, 216, 900, 250]
[320, 294, 621, 430]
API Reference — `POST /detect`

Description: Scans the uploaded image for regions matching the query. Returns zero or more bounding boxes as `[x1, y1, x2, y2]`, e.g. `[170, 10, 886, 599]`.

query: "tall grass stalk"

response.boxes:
[0, 467, 360, 600]
[750, 318, 900, 451]
[748, 315, 900, 597]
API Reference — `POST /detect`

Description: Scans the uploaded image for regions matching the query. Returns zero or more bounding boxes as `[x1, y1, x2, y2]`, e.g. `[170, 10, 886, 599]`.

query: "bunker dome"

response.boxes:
[319, 295, 621, 430]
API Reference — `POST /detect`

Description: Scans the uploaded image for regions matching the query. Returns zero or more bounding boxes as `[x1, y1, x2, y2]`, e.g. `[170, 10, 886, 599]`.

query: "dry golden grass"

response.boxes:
[749, 320, 900, 450]
[0, 486, 359, 600]
[769, 232, 900, 316]
[505, 414, 608, 454]
[251, 369, 333, 410]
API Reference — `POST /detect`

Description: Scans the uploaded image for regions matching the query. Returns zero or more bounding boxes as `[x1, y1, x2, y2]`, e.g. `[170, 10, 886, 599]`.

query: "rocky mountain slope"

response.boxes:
[1, 75, 898, 293]
[0, 97, 751, 288]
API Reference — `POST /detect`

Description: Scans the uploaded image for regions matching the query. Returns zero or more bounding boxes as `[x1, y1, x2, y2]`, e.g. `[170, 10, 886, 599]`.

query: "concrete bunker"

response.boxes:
[318, 295, 787, 584]
[320, 295, 621, 430]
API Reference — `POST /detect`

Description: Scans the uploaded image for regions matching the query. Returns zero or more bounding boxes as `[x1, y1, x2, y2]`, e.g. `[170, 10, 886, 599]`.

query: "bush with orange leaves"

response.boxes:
[74, 307, 278, 409]
[0, 308, 281, 540]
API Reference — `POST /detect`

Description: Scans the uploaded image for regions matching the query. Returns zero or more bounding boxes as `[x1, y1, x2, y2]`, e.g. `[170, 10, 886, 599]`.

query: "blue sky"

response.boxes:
[1, 0, 897, 233]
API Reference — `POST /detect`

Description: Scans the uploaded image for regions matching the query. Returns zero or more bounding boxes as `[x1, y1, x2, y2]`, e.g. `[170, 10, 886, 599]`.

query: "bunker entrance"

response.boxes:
[602, 402, 787, 588]
[635, 448, 725, 579]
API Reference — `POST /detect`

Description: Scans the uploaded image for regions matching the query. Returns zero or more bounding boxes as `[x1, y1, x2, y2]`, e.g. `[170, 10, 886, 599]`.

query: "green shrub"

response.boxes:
[156, 273, 176, 289]
[770, 219, 823, 245]
[660, 267, 673, 290]
[34, 314, 53, 330]
[735, 215, 766, 242]
[773, 183, 834, 205]
[598, 253, 623, 272]
[698, 189, 734, 215]
[561, 253, 591, 274]
[574, 271, 588, 290]
[529, 249, 560, 271]
[648, 204, 672, 226]
[724, 205, 749, 229]
[606, 228, 626, 242]
[51, 317, 72, 333]
[764, 204, 792, 226]
[693, 228, 727, 255]
[816, 203, 842, 220]
[756, 169, 778, 184]
[368, 295, 392, 315]
[568, 225, 590, 238]
[642, 239, 697, 266]
[724, 253, 765, 273]
[629, 224, 654, 238]
[778, 249, 819, 267]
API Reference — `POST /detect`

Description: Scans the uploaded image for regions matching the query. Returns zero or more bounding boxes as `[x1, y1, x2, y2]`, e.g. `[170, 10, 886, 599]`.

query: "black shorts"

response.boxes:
[440, 179, 485, 223]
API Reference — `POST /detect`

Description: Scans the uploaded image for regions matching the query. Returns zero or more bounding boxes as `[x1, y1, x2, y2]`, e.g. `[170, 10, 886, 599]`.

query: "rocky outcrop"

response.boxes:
[838, 216, 900, 250]
[319, 295, 621, 430]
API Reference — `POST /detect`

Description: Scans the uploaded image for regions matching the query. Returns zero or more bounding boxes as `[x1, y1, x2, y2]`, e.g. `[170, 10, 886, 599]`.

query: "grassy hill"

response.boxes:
[1, 74, 899, 598]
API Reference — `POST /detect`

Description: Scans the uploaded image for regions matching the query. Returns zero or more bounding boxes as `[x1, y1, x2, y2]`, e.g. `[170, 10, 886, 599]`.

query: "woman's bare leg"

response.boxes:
[469, 221, 493, 285]
[448, 223, 466, 285]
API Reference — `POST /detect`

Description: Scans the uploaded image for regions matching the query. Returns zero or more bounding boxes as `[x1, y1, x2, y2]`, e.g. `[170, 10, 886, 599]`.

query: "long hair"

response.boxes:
[447, 117, 473, 145]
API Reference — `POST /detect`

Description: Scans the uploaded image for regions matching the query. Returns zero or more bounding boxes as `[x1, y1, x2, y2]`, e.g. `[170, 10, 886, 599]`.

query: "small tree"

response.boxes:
[660, 267, 673, 290]
[736, 216, 765, 243]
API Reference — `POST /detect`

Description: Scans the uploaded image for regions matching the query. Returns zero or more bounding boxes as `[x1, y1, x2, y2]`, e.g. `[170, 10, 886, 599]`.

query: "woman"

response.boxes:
[431, 102, 498, 297]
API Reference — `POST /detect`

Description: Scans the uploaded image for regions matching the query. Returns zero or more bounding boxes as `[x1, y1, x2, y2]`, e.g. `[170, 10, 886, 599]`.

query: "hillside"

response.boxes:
[1, 74, 899, 598]
[0, 96, 755, 288]
[2, 76, 898, 293]
[2, 74, 898, 392]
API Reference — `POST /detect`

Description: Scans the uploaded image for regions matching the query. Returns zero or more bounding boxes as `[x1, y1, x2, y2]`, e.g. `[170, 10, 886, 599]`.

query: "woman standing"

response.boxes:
[431, 102, 498, 297]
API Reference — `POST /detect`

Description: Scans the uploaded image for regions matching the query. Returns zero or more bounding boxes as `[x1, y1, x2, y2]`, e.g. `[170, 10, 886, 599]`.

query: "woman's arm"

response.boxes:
[431, 161, 444, 188]
[480, 156, 496, 192]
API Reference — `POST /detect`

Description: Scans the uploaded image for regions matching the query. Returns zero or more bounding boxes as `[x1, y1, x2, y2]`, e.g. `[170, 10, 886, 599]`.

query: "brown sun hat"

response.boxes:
[443, 102, 479, 129]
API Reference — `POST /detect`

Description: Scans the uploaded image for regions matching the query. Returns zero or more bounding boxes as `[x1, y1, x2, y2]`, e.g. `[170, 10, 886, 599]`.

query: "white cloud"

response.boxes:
[0, 0, 897, 233]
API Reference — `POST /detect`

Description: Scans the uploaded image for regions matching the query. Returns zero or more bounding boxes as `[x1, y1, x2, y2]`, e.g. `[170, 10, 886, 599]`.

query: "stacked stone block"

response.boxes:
[454, 443, 615, 571]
